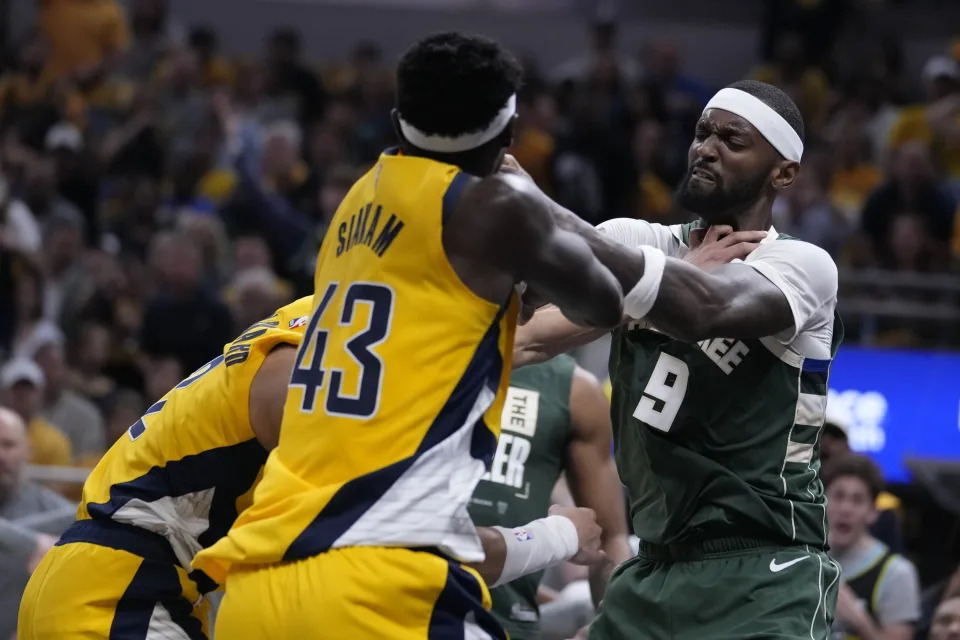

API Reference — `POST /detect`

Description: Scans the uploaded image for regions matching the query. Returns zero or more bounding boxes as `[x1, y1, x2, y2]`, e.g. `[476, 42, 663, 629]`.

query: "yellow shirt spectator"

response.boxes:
[888, 105, 960, 179]
[40, 0, 131, 80]
[28, 417, 73, 467]
[510, 127, 555, 193]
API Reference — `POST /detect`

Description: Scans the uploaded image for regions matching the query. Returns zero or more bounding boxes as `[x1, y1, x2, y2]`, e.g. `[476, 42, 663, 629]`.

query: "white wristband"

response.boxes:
[623, 246, 666, 319]
[490, 515, 580, 587]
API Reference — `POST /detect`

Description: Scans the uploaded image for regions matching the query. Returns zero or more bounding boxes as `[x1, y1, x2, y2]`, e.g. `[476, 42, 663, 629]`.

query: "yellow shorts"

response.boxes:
[18, 538, 210, 639]
[215, 546, 507, 639]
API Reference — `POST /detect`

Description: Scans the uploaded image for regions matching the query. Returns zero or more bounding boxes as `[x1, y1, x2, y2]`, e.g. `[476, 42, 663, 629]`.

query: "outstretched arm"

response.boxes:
[516, 219, 828, 363]
[453, 173, 623, 329]
[468, 505, 604, 586]
[564, 367, 633, 607]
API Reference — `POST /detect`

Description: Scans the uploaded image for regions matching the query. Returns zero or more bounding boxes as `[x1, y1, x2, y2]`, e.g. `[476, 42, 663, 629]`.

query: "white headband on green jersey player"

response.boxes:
[622, 87, 803, 319]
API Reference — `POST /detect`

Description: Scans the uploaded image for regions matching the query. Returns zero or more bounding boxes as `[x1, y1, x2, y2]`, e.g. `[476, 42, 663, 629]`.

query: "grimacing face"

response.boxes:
[676, 108, 788, 224]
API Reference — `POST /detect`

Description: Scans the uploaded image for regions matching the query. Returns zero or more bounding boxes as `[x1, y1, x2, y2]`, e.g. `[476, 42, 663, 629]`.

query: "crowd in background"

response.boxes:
[1, 0, 960, 637]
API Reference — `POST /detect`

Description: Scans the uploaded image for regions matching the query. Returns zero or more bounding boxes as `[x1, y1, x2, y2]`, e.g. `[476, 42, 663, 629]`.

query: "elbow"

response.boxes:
[584, 281, 625, 329]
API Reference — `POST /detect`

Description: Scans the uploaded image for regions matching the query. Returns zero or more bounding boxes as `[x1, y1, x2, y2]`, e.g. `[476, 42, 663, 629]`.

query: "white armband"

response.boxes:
[490, 515, 579, 588]
[623, 246, 666, 319]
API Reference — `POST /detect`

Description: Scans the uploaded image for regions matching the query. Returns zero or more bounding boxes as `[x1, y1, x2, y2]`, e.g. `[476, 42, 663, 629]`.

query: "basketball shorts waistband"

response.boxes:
[59, 519, 218, 593]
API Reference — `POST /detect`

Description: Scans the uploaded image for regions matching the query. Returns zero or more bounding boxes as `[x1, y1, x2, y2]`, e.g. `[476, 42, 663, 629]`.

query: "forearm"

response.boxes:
[468, 526, 508, 585]
[513, 305, 611, 368]
[588, 534, 632, 607]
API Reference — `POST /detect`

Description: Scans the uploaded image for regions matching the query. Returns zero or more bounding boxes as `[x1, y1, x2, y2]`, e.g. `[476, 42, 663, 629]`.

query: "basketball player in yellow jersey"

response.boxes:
[16, 298, 312, 639]
[18, 291, 604, 640]
[194, 32, 624, 640]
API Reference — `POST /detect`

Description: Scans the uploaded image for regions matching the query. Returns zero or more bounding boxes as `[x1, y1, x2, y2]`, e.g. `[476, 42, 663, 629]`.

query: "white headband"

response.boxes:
[398, 94, 517, 154]
[704, 88, 803, 162]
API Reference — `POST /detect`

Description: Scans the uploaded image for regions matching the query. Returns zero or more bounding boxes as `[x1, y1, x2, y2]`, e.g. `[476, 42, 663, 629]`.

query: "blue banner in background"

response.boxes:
[827, 347, 960, 483]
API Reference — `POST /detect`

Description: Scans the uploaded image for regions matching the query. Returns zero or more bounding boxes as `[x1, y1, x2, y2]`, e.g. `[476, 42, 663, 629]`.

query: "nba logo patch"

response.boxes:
[513, 528, 533, 542]
[289, 316, 308, 329]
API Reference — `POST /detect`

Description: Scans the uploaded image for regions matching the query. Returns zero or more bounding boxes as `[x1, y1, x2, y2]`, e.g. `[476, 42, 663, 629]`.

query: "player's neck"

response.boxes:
[723, 199, 774, 232]
[401, 145, 497, 177]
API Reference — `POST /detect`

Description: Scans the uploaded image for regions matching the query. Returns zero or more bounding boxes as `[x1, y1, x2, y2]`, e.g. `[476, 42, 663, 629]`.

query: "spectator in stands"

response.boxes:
[46, 122, 101, 241]
[0, 359, 71, 467]
[39, 0, 131, 84]
[931, 594, 960, 640]
[263, 28, 327, 129]
[860, 141, 955, 268]
[139, 231, 233, 375]
[919, 564, 960, 640]
[552, 11, 639, 87]
[188, 26, 235, 88]
[821, 412, 905, 552]
[887, 56, 960, 192]
[773, 160, 850, 258]
[0, 407, 72, 521]
[826, 455, 920, 640]
[827, 122, 883, 225]
[103, 388, 145, 444]
[632, 119, 674, 220]
[752, 31, 830, 134]
[25, 323, 105, 464]
[0, 519, 55, 640]
[68, 321, 116, 413]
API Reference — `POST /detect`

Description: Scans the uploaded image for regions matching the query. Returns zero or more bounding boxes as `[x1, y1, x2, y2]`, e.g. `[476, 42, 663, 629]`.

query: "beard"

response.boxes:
[676, 165, 770, 222]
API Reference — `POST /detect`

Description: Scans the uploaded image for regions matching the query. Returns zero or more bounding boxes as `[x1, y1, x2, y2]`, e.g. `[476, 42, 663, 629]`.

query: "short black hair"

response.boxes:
[396, 32, 523, 139]
[823, 454, 884, 501]
[725, 79, 805, 144]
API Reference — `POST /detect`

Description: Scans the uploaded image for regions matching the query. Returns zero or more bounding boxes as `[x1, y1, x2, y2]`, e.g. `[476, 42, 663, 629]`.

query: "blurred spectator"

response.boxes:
[143, 356, 182, 403]
[0, 359, 71, 467]
[631, 119, 674, 220]
[224, 267, 288, 334]
[931, 595, 960, 640]
[104, 388, 146, 444]
[552, 13, 639, 88]
[18, 157, 86, 241]
[760, 0, 849, 74]
[68, 321, 117, 413]
[0, 29, 85, 146]
[263, 28, 327, 129]
[826, 455, 920, 640]
[0, 519, 56, 640]
[39, 0, 131, 83]
[887, 56, 960, 191]
[187, 26, 235, 88]
[511, 90, 557, 193]
[773, 161, 850, 258]
[46, 122, 101, 240]
[752, 31, 830, 135]
[0, 407, 72, 521]
[40, 213, 89, 326]
[827, 122, 883, 224]
[139, 232, 233, 375]
[860, 142, 955, 268]
[121, 0, 184, 80]
[24, 323, 106, 463]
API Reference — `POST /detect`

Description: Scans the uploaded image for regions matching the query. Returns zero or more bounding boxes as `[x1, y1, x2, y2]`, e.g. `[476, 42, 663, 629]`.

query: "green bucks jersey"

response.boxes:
[599, 218, 841, 550]
[469, 355, 576, 640]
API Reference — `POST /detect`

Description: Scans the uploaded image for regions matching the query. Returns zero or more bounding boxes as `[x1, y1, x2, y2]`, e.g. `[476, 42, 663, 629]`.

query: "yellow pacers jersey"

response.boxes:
[74, 297, 313, 579]
[195, 150, 517, 582]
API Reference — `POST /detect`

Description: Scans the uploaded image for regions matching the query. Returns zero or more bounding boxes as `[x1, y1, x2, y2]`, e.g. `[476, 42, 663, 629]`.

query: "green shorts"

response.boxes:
[588, 537, 840, 640]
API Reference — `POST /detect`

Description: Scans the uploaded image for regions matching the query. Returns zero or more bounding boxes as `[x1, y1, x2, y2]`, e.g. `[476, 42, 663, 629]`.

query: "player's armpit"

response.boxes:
[248, 344, 298, 450]
[566, 367, 633, 607]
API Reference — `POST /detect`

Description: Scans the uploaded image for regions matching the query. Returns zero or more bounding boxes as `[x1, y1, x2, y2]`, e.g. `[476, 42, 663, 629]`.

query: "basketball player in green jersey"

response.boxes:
[469, 354, 632, 640]
[513, 80, 842, 639]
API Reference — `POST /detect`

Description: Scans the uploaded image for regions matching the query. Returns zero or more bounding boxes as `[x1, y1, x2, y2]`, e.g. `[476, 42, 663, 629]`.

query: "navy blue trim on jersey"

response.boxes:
[109, 561, 206, 640]
[282, 308, 507, 562]
[59, 519, 220, 595]
[383, 147, 400, 156]
[86, 438, 267, 552]
[800, 369, 829, 396]
[428, 561, 508, 640]
[801, 358, 831, 373]
[442, 171, 473, 226]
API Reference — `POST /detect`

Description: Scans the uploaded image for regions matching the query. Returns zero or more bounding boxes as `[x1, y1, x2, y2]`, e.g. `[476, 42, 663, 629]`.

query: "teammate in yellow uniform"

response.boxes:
[194, 32, 623, 639]
[17, 298, 313, 639]
[18, 290, 604, 640]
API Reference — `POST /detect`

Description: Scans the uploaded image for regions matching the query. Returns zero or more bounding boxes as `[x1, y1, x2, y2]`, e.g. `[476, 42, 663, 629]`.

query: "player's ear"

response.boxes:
[390, 109, 405, 144]
[501, 114, 519, 148]
[771, 161, 799, 191]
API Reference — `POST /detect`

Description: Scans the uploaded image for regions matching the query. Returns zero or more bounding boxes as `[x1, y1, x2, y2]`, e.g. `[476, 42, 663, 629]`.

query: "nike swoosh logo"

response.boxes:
[769, 556, 810, 573]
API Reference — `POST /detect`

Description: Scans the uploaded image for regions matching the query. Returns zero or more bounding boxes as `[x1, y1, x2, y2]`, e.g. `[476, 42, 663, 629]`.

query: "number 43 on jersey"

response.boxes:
[290, 281, 395, 419]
